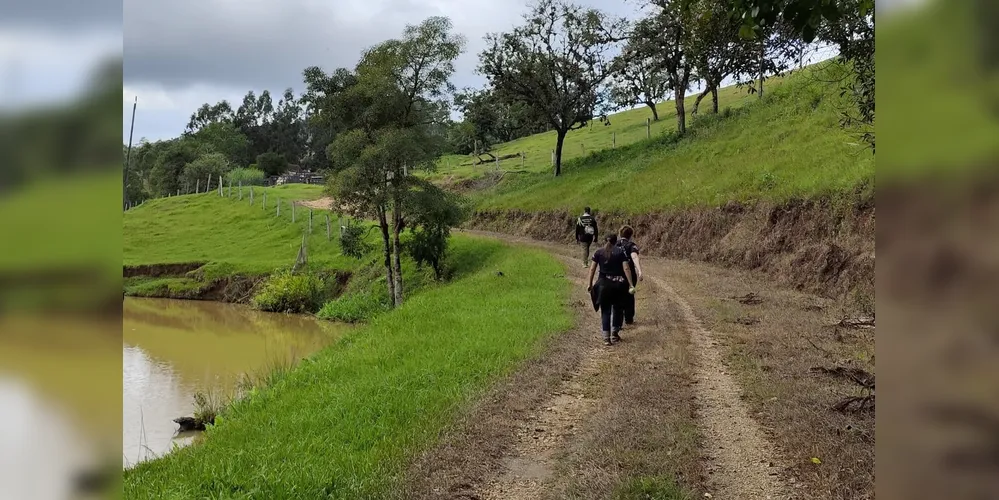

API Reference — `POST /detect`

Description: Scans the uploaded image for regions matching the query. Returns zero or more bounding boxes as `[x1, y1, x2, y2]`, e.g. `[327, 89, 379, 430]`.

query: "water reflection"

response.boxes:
[122, 298, 345, 467]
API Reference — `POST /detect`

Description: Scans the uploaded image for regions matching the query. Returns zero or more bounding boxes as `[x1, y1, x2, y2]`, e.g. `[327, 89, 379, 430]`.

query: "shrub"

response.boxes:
[316, 291, 390, 323]
[226, 167, 267, 186]
[251, 270, 326, 313]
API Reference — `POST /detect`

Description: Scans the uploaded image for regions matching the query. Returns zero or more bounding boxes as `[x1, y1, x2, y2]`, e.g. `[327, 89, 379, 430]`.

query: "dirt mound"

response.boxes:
[468, 191, 874, 309]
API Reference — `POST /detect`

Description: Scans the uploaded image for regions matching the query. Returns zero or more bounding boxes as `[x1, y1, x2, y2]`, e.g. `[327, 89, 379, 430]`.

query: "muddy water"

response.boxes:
[122, 297, 346, 467]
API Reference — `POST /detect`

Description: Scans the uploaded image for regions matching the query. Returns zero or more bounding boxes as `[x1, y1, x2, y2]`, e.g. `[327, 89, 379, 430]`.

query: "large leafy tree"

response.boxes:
[185, 101, 234, 134]
[687, 0, 757, 114]
[452, 87, 548, 157]
[323, 16, 465, 307]
[479, 0, 625, 176]
[608, 35, 672, 121]
[632, 1, 696, 135]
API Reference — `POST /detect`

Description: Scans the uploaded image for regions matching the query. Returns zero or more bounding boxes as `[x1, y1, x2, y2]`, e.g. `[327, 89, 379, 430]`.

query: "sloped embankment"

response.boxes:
[468, 189, 874, 310]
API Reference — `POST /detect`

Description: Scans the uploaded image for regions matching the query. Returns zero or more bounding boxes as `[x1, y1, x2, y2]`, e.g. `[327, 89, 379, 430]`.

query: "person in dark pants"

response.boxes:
[616, 225, 643, 325]
[575, 207, 598, 267]
[587, 234, 636, 346]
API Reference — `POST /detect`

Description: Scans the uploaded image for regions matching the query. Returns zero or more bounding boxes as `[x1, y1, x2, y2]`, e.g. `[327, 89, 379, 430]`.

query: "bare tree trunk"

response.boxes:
[674, 86, 687, 135]
[692, 86, 711, 115]
[378, 209, 396, 307]
[712, 87, 719, 114]
[391, 206, 404, 307]
[758, 37, 766, 99]
[554, 129, 567, 176]
[647, 102, 660, 121]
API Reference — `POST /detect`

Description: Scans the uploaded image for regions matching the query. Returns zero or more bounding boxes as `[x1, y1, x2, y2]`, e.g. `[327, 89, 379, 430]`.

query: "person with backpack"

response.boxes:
[617, 225, 643, 325]
[575, 207, 598, 267]
[587, 233, 636, 346]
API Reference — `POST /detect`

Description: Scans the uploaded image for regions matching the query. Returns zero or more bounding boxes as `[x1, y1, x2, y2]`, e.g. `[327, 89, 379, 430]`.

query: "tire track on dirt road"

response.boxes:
[462, 230, 790, 499]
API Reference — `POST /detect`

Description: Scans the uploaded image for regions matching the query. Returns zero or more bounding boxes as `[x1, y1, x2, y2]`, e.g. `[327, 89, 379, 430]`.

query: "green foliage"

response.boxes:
[339, 217, 375, 259]
[612, 476, 694, 500]
[316, 291, 389, 323]
[256, 151, 289, 176]
[190, 121, 249, 166]
[250, 270, 326, 313]
[225, 167, 267, 186]
[181, 152, 231, 191]
[149, 138, 200, 195]
[405, 181, 469, 280]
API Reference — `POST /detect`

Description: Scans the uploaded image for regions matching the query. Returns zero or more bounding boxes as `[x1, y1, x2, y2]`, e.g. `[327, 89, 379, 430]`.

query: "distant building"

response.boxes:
[269, 169, 325, 186]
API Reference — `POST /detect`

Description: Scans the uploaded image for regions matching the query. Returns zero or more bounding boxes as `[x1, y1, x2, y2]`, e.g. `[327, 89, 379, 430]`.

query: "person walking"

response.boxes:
[587, 234, 636, 346]
[617, 225, 643, 326]
[575, 207, 598, 267]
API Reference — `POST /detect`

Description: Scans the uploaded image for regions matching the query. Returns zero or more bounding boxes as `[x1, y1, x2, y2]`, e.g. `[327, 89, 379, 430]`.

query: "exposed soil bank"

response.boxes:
[468, 190, 874, 310]
[123, 263, 351, 305]
[123, 262, 206, 278]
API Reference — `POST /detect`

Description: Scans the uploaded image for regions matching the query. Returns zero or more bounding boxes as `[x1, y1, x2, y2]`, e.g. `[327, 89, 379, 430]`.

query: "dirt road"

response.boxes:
[405, 230, 875, 499]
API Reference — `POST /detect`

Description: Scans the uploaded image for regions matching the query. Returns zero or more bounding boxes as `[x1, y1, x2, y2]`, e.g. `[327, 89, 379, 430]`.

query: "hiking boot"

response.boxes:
[603, 339, 613, 346]
[611, 332, 621, 343]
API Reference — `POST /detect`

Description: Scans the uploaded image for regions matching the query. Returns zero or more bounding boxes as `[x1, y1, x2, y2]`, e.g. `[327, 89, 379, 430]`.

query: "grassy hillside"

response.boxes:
[124, 184, 329, 273]
[431, 77, 765, 184]
[434, 63, 874, 213]
[123, 238, 572, 498]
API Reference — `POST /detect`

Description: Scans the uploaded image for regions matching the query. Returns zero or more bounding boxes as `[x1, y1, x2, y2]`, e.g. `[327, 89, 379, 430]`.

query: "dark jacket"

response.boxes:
[575, 213, 598, 243]
[616, 238, 640, 282]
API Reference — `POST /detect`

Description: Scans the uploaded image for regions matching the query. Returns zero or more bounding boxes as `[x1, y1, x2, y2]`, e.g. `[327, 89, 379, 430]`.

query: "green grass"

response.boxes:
[123, 237, 572, 498]
[612, 477, 694, 500]
[432, 63, 874, 213]
[0, 169, 121, 272]
[124, 184, 343, 276]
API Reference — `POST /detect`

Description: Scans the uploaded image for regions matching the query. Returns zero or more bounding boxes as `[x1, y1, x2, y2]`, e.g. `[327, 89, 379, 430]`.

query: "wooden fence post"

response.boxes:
[277, 199, 281, 217]
[206, 173, 212, 194]
[309, 209, 313, 233]
[249, 187, 253, 205]
[326, 214, 331, 241]
[196, 179, 200, 193]
[521, 152, 525, 168]
[646, 118, 651, 139]
[551, 150, 555, 167]
[218, 176, 223, 196]
[262, 192, 267, 210]
[613, 132, 616, 148]
[292, 202, 296, 223]
[238, 181, 243, 200]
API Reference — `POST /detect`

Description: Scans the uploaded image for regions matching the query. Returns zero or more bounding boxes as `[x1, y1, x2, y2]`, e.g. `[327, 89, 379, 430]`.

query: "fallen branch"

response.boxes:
[836, 316, 876, 329]
[810, 366, 875, 389]
[833, 394, 875, 413]
[730, 292, 763, 305]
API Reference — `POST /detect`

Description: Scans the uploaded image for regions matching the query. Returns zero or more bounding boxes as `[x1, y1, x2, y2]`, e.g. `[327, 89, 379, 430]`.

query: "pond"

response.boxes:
[122, 297, 346, 467]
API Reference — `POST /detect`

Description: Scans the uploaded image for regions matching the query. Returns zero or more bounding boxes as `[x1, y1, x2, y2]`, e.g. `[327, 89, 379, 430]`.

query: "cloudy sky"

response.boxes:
[123, 0, 641, 143]
[0, 0, 120, 111]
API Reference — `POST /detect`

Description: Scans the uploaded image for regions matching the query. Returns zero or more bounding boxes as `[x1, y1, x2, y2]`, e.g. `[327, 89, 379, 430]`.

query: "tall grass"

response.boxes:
[226, 168, 267, 186]
[123, 238, 572, 498]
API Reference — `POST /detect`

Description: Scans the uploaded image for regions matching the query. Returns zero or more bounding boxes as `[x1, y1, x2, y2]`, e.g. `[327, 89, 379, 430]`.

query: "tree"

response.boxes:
[256, 151, 289, 176]
[404, 180, 469, 280]
[191, 121, 249, 166]
[609, 36, 671, 121]
[687, 0, 756, 115]
[149, 138, 200, 195]
[322, 16, 465, 307]
[632, 2, 695, 135]
[479, 0, 625, 176]
[185, 101, 234, 133]
[180, 152, 231, 191]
